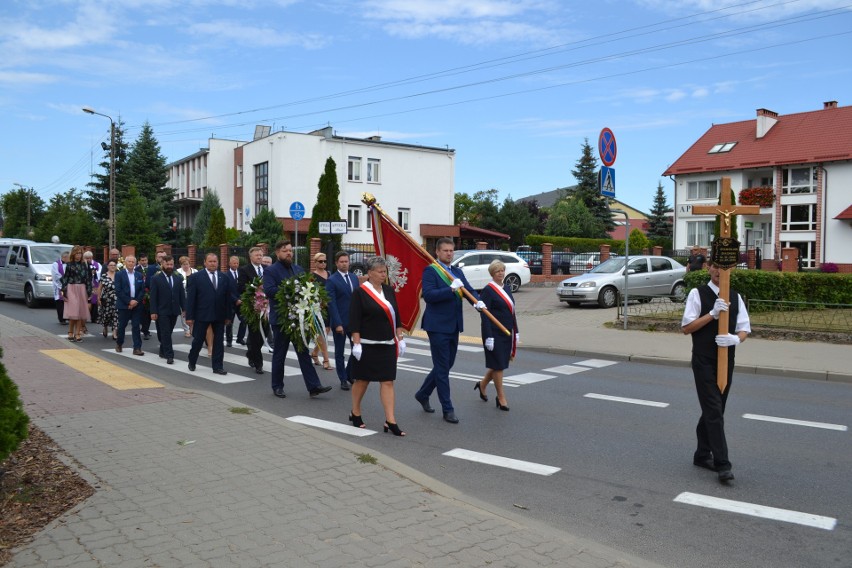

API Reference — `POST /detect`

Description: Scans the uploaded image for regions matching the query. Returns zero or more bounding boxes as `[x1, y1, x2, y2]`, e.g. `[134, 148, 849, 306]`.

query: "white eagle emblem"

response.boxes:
[386, 255, 408, 292]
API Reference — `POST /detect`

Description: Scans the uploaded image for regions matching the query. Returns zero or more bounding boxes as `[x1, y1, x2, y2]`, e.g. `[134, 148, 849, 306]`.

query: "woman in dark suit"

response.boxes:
[475, 260, 519, 411]
[348, 256, 406, 436]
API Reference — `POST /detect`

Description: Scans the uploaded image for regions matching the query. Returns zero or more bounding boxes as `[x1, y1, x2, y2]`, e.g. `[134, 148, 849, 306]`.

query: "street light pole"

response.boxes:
[82, 106, 116, 251]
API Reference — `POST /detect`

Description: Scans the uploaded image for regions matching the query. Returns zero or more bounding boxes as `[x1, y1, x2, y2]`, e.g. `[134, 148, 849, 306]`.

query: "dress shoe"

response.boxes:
[213, 369, 227, 375]
[115, 344, 122, 353]
[236, 339, 246, 345]
[340, 382, 351, 391]
[309, 385, 333, 397]
[188, 363, 196, 371]
[693, 458, 716, 472]
[718, 470, 735, 483]
[167, 358, 174, 365]
[443, 412, 459, 424]
[132, 349, 144, 356]
[143, 334, 151, 340]
[273, 387, 286, 398]
[415, 395, 435, 413]
[255, 367, 264, 374]
[159, 353, 165, 359]
[226, 342, 232, 347]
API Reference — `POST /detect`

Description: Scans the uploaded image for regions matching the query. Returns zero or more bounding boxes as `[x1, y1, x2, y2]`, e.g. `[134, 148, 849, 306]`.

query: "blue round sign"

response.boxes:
[289, 201, 305, 221]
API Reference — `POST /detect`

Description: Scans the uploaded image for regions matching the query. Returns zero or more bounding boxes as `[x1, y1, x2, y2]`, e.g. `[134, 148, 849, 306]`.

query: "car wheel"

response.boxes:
[351, 264, 365, 277]
[670, 282, 686, 303]
[24, 284, 38, 308]
[504, 273, 521, 293]
[598, 286, 618, 309]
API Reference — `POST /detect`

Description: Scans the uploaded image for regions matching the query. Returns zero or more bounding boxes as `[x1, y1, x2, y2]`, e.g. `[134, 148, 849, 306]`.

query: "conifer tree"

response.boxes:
[205, 207, 227, 247]
[192, 191, 222, 245]
[0, 345, 29, 463]
[307, 157, 343, 249]
[244, 208, 284, 247]
[646, 182, 673, 239]
[86, 117, 129, 226]
[570, 139, 614, 237]
[117, 185, 157, 256]
[126, 121, 173, 239]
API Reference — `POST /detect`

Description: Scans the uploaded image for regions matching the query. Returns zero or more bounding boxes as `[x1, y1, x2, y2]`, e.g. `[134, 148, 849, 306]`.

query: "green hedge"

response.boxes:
[684, 269, 852, 306]
[526, 235, 626, 253]
[0, 345, 29, 462]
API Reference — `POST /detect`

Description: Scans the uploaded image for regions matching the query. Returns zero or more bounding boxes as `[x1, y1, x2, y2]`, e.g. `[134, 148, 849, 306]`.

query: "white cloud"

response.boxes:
[692, 87, 709, 98]
[0, 71, 59, 86]
[666, 89, 686, 102]
[0, 2, 118, 51]
[637, 0, 852, 21]
[188, 21, 328, 49]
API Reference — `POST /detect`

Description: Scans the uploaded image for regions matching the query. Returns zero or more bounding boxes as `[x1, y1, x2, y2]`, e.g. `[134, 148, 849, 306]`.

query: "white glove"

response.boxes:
[398, 339, 406, 357]
[715, 333, 741, 347]
[485, 338, 495, 351]
[351, 343, 363, 360]
[709, 298, 729, 319]
[475, 300, 486, 310]
[515, 333, 520, 344]
[450, 278, 463, 290]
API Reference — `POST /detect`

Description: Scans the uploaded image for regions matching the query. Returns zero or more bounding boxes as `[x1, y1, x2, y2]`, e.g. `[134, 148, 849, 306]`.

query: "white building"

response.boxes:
[167, 126, 456, 245]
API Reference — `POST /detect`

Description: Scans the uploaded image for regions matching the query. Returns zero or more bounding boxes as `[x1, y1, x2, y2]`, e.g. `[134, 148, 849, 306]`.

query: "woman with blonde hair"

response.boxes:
[309, 252, 333, 370]
[176, 256, 196, 337]
[60, 246, 92, 342]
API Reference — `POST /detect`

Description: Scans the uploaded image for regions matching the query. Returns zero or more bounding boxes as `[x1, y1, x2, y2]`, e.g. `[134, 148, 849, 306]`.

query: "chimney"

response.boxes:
[756, 108, 778, 139]
[824, 100, 838, 109]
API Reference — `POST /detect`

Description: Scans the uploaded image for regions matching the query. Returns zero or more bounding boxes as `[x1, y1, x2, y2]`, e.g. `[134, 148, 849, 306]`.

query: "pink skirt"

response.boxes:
[63, 284, 90, 321]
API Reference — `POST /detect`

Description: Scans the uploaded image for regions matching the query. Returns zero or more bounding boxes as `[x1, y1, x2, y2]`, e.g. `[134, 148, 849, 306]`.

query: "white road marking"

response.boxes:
[396, 363, 519, 387]
[584, 393, 669, 408]
[543, 364, 590, 375]
[742, 413, 848, 432]
[103, 349, 254, 384]
[287, 416, 376, 437]
[673, 492, 837, 531]
[443, 448, 560, 476]
[574, 359, 617, 368]
[405, 337, 480, 352]
[172, 344, 301, 376]
[228, 342, 412, 362]
[504, 372, 557, 386]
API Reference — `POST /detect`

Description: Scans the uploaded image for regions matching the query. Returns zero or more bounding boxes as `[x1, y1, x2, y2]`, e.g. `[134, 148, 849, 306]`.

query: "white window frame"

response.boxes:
[348, 157, 361, 182]
[367, 159, 381, 183]
[236, 165, 243, 187]
[782, 240, 815, 268]
[398, 208, 410, 231]
[366, 210, 372, 230]
[781, 204, 817, 231]
[687, 180, 719, 201]
[782, 166, 817, 194]
[686, 220, 714, 247]
[347, 205, 361, 230]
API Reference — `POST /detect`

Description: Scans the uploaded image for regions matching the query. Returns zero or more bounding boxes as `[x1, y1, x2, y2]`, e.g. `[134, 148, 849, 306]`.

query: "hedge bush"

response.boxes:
[526, 235, 626, 253]
[0, 345, 29, 462]
[683, 269, 852, 307]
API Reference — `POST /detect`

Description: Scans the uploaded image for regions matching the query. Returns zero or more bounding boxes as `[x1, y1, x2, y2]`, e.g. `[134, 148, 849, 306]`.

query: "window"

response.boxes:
[398, 208, 410, 231]
[348, 157, 361, 182]
[708, 142, 737, 154]
[367, 159, 380, 183]
[347, 205, 361, 229]
[366, 210, 372, 230]
[781, 204, 817, 231]
[0, 246, 9, 268]
[687, 180, 718, 200]
[686, 221, 714, 247]
[236, 165, 243, 187]
[651, 258, 673, 272]
[628, 258, 648, 273]
[782, 241, 816, 269]
[782, 167, 817, 194]
[254, 162, 269, 213]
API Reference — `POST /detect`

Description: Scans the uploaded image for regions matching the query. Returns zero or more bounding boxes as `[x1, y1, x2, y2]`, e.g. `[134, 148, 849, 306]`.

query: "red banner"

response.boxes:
[370, 207, 435, 331]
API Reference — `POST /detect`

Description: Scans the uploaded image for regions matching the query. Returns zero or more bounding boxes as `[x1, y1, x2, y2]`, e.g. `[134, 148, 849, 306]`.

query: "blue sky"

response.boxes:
[2, 0, 851, 215]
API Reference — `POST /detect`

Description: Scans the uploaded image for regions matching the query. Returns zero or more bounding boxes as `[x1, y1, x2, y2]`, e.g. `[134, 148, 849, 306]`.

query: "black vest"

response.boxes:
[691, 285, 740, 357]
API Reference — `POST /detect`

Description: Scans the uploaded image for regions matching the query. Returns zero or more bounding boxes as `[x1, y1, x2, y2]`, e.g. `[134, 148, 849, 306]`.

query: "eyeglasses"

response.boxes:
[317, 260, 327, 263]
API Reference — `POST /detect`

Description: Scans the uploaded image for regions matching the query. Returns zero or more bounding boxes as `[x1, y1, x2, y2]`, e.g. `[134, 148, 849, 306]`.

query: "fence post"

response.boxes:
[542, 243, 553, 276]
[652, 245, 662, 256]
[476, 241, 487, 250]
[600, 243, 611, 263]
[310, 238, 321, 271]
[188, 245, 197, 268]
[219, 243, 229, 271]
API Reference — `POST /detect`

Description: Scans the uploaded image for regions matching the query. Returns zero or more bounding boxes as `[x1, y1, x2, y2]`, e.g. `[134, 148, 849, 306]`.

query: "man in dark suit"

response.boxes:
[138, 253, 154, 340]
[186, 253, 235, 375]
[149, 255, 185, 365]
[224, 255, 241, 347]
[263, 240, 332, 399]
[114, 255, 146, 356]
[415, 238, 484, 423]
[326, 250, 360, 390]
[237, 247, 266, 374]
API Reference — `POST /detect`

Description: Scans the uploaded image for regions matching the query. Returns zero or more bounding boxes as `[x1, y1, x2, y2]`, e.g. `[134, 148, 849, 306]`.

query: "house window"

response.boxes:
[367, 159, 380, 183]
[686, 221, 714, 247]
[782, 241, 816, 269]
[348, 157, 361, 182]
[708, 142, 737, 154]
[782, 167, 817, 194]
[781, 204, 817, 231]
[398, 208, 410, 231]
[687, 180, 718, 200]
[255, 162, 268, 213]
[366, 210, 372, 230]
[237, 165, 243, 187]
[347, 205, 361, 230]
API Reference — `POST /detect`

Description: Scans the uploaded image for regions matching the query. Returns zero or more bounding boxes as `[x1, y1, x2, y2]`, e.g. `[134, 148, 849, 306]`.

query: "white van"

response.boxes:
[0, 239, 73, 307]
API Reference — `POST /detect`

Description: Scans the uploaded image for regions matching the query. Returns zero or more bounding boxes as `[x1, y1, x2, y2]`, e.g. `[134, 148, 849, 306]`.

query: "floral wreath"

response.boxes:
[239, 277, 269, 331]
[274, 273, 329, 352]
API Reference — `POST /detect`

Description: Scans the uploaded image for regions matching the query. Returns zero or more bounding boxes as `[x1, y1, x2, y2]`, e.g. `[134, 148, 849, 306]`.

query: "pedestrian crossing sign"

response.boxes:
[600, 166, 616, 198]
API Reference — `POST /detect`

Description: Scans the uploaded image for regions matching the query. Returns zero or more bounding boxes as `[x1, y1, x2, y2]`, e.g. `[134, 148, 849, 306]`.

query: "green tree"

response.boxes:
[117, 185, 156, 254]
[569, 139, 614, 237]
[545, 196, 605, 237]
[307, 157, 342, 249]
[0, 186, 45, 238]
[499, 196, 539, 249]
[86, 117, 129, 226]
[205, 207, 227, 247]
[628, 227, 651, 252]
[714, 188, 739, 240]
[470, 189, 501, 230]
[35, 188, 103, 245]
[0, 345, 29, 462]
[454, 192, 477, 224]
[647, 182, 673, 239]
[244, 207, 284, 247]
[192, 190, 222, 245]
[126, 121, 173, 239]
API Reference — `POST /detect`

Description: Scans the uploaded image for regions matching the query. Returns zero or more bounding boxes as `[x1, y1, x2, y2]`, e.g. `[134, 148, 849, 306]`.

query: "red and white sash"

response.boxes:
[487, 281, 518, 357]
[360, 284, 401, 356]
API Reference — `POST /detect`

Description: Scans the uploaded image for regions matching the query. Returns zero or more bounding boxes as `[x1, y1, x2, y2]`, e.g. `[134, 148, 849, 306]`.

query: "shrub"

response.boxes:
[0, 345, 29, 462]
[821, 263, 839, 273]
[526, 235, 625, 254]
[683, 269, 852, 307]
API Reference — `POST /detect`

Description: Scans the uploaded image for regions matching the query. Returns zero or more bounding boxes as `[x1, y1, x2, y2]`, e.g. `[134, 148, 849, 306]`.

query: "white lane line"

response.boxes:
[171, 344, 302, 376]
[584, 393, 669, 408]
[743, 414, 848, 432]
[443, 448, 560, 476]
[228, 342, 413, 363]
[543, 364, 590, 375]
[574, 359, 617, 368]
[405, 337, 481, 352]
[103, 349, 254, 384]
[396, 363, 519, 387]
[674, 492, 837, 531]
[287, 416, 377, 437]
[504, 372, 557, 385]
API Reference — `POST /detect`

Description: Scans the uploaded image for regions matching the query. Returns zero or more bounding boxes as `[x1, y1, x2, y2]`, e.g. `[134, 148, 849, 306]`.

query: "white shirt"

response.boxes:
[127, 270, 136, 298]
[681, 281, 751, 333]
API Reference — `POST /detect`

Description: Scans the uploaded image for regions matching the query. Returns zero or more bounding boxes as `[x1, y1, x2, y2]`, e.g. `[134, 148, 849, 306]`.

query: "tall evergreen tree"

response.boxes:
[86, 117, 129, 225]
[126, 121, 173, 239]
[0, 187, 45, 238]
[192, 190, 222, 245]
[117, 185, 157, 254]
[570, 139, 614, 237]
[307, 157, 343, 249]
[646, 182, 673, 239]
[205, 207, 227, 247]
[245, 207, 284, 247]
[35, 188, 103, 245]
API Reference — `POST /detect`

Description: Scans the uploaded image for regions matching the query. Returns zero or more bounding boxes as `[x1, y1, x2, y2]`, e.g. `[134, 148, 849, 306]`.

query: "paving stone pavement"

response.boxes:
[2, 314, 662, 568]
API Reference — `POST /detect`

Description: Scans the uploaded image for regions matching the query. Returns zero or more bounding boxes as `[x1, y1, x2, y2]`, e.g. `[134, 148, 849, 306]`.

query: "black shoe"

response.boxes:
[443, 412, 459, 424]
[255, 367, 264, 374]
[718, 470, 735, 483]
[340, 382, 350, 391]
[143, 334, 151, 340]
[415, 395, 435, 413]
[188, 363, 196, 371]
[159, 353, 165, 359]
[213, 369, 227, 375]
[273, 387, 287, 398]
[167, 358, 174, 365]
[474, 382, 488, 402]
[236, 339, 246, 345]
[309, 385, 333, 398]
[693, 458, 716, 471]
[226, 342, 232, 347]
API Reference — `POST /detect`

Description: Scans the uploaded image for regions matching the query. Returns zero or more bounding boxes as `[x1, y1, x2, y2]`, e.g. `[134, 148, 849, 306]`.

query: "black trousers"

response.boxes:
[245, 326, 264, 370]
[691, 352, 735, 471]
[155, 314, 178, 358]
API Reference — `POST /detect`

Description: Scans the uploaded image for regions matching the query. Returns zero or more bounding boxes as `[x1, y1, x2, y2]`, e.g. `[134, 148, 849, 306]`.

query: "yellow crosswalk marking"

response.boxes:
[40, 349, 163, 390]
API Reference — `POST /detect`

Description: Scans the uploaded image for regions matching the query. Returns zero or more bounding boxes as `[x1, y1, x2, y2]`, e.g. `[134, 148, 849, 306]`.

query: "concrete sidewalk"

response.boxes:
[2, 314, 661, 568]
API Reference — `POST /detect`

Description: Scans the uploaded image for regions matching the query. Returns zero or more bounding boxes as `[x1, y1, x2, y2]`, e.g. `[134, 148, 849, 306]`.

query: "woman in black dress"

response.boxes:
[475, 260, 519, 411]
[348, 256, 406, 436]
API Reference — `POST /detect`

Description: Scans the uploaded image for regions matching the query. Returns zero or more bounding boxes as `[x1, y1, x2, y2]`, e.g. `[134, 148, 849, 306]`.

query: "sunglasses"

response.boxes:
[317, 259, 327, 263]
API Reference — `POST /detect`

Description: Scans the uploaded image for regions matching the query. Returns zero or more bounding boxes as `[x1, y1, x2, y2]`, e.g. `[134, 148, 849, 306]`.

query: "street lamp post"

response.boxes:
[82, 106, 116, 251]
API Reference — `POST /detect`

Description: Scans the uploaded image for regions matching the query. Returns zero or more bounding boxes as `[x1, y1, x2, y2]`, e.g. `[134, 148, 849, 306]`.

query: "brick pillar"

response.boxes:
[102, 245, 109, 264]
[310, 238, 322, 271]
[219, 244, 229, 271]
[642, 248, 649, 255]
[781, 247, 799, 272]
[600, 243, 611, 263]
[652, 245, 662, 256]
[542, 243, 553, 276]
[747, 249, 756, 269]
[188, 245, 197, 268]
[476, 241, 487, 250]
[121, 245, 135, 259]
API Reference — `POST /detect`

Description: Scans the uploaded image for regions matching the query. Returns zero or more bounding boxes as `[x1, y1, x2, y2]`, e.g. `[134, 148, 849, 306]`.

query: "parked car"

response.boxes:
[555, 255, 686, 308]
[0, 239, 73, 307]
[451, 250, 531, 292]
[529, 251, 575, 275]
[343, 248, 371, 276]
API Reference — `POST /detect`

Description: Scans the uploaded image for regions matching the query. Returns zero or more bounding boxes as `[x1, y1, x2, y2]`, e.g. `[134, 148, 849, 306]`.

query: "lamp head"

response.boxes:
[82, 106, 95, 115]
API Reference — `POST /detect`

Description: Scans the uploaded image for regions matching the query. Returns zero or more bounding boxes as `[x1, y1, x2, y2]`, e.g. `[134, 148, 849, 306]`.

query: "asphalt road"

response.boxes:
[3, 297, 850, 568]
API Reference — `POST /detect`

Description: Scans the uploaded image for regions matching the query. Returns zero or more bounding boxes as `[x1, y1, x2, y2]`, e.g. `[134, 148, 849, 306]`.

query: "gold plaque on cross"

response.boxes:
[711, 237, 740, 270]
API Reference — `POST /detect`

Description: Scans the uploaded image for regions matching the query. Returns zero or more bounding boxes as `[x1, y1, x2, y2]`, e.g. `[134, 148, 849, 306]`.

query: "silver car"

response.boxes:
[556, 255, 686, 308]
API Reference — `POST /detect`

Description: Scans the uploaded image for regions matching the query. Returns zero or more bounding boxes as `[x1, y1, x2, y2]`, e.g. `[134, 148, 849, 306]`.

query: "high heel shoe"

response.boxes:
[311, 354, 321, 366]
[349, 413, 365, 428]
[383, 422, 406, 436]
[323, 360, 334, 370]
[496, 398, 509, 411]
[474, 382, 488, 402]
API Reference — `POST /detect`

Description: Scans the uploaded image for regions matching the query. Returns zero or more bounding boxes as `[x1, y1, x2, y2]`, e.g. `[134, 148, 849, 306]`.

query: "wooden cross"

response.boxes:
[692, 178, 760, 392]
